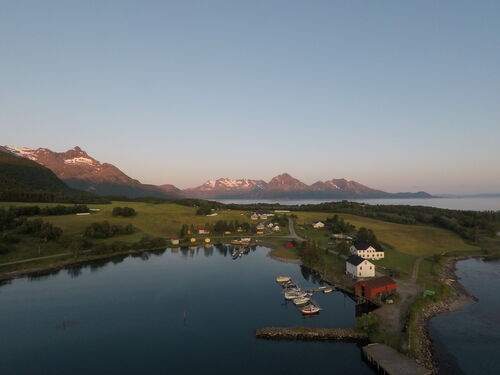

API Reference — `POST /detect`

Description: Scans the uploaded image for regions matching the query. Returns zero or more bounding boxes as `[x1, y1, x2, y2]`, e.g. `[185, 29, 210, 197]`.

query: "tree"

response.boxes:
[356, 227, 377, 243]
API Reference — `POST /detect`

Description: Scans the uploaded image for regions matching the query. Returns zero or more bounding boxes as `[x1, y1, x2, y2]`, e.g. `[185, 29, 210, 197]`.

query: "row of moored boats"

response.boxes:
[276, 276, 333, 315]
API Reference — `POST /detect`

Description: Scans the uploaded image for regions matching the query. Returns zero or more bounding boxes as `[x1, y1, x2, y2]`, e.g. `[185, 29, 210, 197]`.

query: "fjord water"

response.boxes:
[0, 246, 373, 374]
[430, 258, 500, 375]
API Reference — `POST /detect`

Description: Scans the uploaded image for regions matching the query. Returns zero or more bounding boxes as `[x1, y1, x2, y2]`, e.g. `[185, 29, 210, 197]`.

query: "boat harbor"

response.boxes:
[275, 275, 335, 316]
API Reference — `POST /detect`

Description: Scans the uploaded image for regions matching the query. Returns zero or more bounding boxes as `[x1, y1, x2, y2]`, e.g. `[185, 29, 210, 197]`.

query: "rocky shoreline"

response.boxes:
[415, 256, 476, 373]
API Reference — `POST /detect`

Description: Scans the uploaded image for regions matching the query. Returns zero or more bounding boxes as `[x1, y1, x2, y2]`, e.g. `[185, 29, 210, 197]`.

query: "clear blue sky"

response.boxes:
[1, 0, 499, 193]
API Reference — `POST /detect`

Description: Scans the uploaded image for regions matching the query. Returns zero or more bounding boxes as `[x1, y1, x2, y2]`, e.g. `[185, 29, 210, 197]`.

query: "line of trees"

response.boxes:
[84, 221, 135, 239]
[112, 206, 137, 217]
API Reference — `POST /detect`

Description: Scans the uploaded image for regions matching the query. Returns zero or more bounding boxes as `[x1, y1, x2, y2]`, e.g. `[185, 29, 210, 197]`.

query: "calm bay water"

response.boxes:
[217, 197, 500, 211]
[430, 258, 500, 375]
[0, 246, 374, 375]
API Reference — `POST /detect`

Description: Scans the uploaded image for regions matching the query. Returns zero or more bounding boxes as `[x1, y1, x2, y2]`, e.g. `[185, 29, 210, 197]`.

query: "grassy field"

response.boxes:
[294, 212, 478, 256]
[294, 211, 480, 278]
[0, 201, 292, 265]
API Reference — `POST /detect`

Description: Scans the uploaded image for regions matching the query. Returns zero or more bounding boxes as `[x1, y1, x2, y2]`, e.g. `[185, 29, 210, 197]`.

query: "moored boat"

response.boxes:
[276, 275, 291, 283]
[292, 296, 310, 306]
[323, 287, 333, 294]
[284, 290, 307, 300]
[300, 303, 321, 315]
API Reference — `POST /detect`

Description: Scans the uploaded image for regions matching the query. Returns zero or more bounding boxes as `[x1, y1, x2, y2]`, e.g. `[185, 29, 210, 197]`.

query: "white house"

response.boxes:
[312, 221, 325, 229]
[267, 223, 274, 228]
[250, 213, 259, 220]
[198, 228, 210, 235]
[272, 225, 280, 232]
[256, 223, 265, 231]
[350, 241, 385, 260]
[346, 255, 375, 278]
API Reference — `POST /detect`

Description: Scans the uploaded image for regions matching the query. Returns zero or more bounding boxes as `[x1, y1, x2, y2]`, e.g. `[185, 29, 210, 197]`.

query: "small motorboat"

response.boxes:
[284, 290, 308, 300]
[276, 275, 291, 284]
[300, 303, 321, 315]
[292, 296, 310, 306]
[318, 286, 327, 290]
[323, 288, 334, 294]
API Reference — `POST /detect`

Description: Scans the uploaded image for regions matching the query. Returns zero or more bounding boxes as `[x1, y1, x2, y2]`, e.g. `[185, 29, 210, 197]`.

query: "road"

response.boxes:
[287, 217, 305, 241]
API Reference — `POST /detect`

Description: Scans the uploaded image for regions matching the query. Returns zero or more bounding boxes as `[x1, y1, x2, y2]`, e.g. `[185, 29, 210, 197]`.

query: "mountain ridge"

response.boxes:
[5, 145, 432, 200]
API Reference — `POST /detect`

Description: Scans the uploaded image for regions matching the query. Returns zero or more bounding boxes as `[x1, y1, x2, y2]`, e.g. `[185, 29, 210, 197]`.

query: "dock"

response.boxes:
[362, 343, 431, 375]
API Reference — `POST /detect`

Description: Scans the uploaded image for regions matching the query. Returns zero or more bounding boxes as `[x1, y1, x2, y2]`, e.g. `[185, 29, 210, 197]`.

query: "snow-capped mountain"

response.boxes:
[184, 178, 267, 198]
[182, 173, 431, 199]
[4, 146, 181, 198]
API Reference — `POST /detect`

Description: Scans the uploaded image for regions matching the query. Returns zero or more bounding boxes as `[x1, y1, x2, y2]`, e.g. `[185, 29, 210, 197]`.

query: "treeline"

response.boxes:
[2, 205, 89, 217]
[324, 214, 356, 233]
[178, 220, 253, 237]
[227, 201, 500, 242]
[84, 221, 135, 239]
[112, 206, 136, 217]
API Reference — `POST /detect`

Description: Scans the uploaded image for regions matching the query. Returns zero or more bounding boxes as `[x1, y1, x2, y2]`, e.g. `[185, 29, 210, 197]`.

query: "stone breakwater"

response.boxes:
[255, 326, 368, 343]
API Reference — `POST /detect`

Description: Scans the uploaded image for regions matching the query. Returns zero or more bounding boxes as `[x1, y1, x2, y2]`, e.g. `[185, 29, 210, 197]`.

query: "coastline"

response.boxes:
[417, 256, 477, 373]
[267, 252, 302, 264]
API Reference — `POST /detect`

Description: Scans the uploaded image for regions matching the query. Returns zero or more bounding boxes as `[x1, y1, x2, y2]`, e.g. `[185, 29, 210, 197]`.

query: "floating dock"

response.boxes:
[362, 343, 431, 375]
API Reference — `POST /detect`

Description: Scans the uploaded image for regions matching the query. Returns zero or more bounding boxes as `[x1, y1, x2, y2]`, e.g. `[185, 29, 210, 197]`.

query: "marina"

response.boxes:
[275, 276, 336, 316]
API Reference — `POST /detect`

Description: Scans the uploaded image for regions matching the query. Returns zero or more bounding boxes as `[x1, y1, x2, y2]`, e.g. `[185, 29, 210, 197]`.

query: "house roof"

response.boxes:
[346, 255, 366, 267]
[356, 276, 396, 289]
[353, 240, 384, 252]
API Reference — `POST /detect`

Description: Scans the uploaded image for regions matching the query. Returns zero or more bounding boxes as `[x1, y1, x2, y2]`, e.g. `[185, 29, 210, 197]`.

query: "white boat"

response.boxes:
[276, 275, 291, 283]
[292, 296, 310, 306]
[323, 288, 334, 294]
[301, 303, 321, 315]
[284, 290, 307, 300]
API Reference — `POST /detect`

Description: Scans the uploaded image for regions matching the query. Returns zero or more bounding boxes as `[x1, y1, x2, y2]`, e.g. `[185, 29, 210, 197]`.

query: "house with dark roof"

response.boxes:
[350, 241, 385, 260]
[346, 255, 375, 278]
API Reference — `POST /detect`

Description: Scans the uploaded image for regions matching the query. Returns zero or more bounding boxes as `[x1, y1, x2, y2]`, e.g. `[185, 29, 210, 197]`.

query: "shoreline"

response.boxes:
[417, 256, 477, 373]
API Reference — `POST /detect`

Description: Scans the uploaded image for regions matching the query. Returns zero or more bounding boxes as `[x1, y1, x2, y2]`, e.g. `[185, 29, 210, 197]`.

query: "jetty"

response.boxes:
[362, 343, 431, 375]
[255, 327, 368, 342]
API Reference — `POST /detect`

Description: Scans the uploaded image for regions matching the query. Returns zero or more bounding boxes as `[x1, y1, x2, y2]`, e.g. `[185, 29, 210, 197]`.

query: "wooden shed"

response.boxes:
[355, 276, 396, 299]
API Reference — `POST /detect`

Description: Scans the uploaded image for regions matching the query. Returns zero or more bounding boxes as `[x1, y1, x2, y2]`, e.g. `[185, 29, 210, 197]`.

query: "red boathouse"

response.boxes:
[355, 276, 396, 299]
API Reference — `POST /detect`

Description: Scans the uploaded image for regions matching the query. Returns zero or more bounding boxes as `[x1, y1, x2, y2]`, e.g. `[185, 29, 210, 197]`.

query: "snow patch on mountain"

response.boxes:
[64, 157, 95, 165]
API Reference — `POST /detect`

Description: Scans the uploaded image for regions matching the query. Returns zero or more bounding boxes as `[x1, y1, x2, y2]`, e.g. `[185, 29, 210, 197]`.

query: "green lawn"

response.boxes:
[294, 211, 478, 256]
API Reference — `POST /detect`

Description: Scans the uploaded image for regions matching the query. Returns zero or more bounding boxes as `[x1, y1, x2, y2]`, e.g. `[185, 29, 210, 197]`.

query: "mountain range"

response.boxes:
[2, 146, 432, 200]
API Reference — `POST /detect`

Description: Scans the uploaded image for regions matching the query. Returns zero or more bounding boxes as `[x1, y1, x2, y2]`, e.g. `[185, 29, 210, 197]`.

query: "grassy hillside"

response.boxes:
[39, 202, 251, 238]
[294, 211, 480, 278]
[295, 211, 478, 256]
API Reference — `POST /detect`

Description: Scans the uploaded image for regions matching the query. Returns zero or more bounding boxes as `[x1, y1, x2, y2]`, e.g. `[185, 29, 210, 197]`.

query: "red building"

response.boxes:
[284, 242, 294, 248]
[355, 276, 396, 299]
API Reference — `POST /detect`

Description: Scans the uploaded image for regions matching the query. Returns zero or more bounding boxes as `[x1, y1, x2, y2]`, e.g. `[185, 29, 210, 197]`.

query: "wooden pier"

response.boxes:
[362, 343, 431, 375]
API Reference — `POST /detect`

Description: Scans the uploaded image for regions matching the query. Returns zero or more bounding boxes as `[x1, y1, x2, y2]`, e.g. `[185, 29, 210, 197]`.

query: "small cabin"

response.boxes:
[171, 238, 180, 245]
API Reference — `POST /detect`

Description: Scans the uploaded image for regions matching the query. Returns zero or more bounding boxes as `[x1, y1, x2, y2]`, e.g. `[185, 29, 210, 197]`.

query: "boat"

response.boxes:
[323, 287, 334, 294]
[276, 275, 291, 283]
[292, 296, 310, 306]
[300, 303, 321, 315]
[284, 290, 307, 300]
[318, 286, 327, 290]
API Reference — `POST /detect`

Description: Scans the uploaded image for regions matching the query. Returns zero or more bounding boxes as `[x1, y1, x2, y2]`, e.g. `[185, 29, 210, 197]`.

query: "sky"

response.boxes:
[1, 0, 499, 194]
